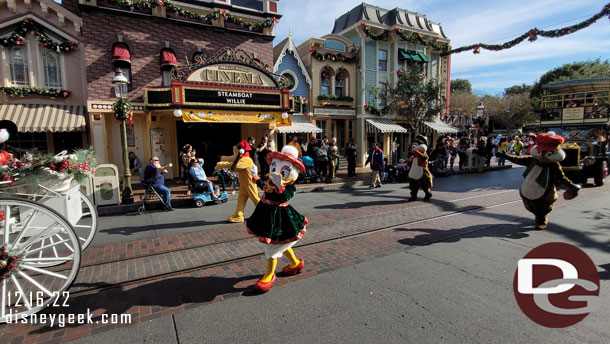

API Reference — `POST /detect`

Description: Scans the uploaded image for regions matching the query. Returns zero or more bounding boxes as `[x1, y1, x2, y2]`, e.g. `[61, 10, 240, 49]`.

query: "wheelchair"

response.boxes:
[187, 172, 229, 207]
[137, 181, 170, 214]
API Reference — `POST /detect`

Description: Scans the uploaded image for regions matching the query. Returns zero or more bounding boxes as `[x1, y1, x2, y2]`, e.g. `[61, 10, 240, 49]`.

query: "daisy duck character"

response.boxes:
[215, 140, 260, 223]
[246, 145, 307, 292]
[498, 131, 580, 230]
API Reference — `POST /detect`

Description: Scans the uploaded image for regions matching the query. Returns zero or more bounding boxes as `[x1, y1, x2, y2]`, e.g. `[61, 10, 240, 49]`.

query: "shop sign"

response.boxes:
[186, 64, 277, 87]
[314, 108, 356, 116]
[183, 88, 281, 108]
[562, 108, 584, 121]
[179, 109, 291, 126]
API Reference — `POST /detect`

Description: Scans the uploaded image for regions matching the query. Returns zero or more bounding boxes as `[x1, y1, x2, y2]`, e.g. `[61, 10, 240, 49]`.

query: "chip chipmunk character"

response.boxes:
[245, 145, 307, 292]
[214, 140, 260, 223]
[497, 131, 580, 230]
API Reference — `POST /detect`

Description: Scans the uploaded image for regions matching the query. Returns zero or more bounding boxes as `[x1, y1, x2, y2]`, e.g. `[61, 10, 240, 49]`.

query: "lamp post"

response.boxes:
[112, 70, 134, 204]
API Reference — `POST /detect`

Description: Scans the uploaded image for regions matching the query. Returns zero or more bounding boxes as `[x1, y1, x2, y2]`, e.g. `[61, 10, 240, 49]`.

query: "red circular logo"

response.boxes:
[513, 242, 600, 328]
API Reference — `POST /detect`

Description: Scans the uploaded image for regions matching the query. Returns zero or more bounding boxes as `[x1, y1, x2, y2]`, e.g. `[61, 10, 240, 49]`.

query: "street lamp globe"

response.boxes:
[112, 70, 129, 99]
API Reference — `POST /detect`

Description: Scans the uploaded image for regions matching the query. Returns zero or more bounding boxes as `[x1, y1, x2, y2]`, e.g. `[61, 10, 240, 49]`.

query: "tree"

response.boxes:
[531, 59, 610, 98]
[449, 91, 478, 115]
[504, 84, 532, 96]
[450, 78, 472, 94]
[376, 70, 444, 134]
[484, 93, 538, 133]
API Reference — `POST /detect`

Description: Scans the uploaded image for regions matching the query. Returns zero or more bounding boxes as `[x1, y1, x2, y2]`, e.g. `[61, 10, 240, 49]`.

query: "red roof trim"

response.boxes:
[112, 43, 131, 63]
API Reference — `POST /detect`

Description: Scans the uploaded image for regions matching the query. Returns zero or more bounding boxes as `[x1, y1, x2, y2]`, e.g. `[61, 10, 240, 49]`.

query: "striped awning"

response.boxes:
[421, 118, 458, 134]
[276, 115, 322, 134]
[0, 104, 86, 132]
[365, 118, 408, 133]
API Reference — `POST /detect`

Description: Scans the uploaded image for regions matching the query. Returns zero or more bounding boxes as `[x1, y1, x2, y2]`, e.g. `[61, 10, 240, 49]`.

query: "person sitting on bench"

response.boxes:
[189, 158, 220, 199]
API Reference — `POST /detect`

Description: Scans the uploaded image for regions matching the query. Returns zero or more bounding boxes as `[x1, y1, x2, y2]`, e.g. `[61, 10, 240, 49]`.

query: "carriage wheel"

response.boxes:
[0, 198, 81, 323]
[72, 192, 98, 251]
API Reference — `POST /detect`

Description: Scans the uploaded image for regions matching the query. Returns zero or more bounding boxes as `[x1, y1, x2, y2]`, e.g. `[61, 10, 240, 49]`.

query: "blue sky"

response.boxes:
[274, 0, 610, 95]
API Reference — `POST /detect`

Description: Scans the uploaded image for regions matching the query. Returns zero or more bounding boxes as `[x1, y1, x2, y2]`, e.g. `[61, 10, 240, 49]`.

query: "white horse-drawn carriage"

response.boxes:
[0, 165, 98, 323]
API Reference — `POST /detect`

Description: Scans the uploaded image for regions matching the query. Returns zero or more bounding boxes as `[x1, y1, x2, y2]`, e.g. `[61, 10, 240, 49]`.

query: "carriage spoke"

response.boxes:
[10, 275, 31, 311]
[17, 271, 53, 297]
[81, 212, 91, 217]
[49, 236, 59, 258]
[21, 264, 68, 280]
[1, 279, 6, 318]
[38, 238, 44, 259]
[19, 221, 59, 249]
[3, 205, 10, 245]
[25, 238, 71, 256]
[12, 210, 39, 246]
[73, 225, 90, 228]
[55, 234, 74, 253]
[22, 256, 74, 262]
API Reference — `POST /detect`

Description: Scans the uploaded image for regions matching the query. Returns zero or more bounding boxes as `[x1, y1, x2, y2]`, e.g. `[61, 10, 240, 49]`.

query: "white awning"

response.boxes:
[421, 118, 458, 134]
[365, 118, 408, 133]
[0, 104, 86, 132]
[276, 115, 322, 134]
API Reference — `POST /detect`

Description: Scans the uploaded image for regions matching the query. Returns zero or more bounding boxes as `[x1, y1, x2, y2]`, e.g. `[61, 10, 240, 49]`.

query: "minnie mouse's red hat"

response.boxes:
[535, 131, 564, 151]
[237, 140, 251, 158]
[266, 145, 305, 173]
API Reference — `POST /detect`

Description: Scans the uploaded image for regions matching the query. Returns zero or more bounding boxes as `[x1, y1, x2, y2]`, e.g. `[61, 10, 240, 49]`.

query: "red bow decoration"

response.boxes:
[473, 45, 481, 54]
[528, 29, 538, 42]
[128, 110, 134, 126]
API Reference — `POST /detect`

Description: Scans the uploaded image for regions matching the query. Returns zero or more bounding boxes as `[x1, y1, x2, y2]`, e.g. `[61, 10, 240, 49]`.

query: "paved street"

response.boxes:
[2, 166, 610, 343]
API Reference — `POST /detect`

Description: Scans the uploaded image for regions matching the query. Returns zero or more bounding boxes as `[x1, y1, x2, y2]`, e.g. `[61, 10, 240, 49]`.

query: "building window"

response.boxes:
[42, 49, 62, 88]
[161, 67, 172, 86]
[348, 120, 354, 142]
[324, 40, 346, 52]
[315, 120, 328, 140]
[378, 49, 387, 72]
[378, 82, 387, 108]
[281, 72, 297, 92]
[335, 71, 345, 97]
[8, 47, 30, 86]
[6, 132, 47, 152]
[320, 69, 331, 96]
[112, 43, 132, 90]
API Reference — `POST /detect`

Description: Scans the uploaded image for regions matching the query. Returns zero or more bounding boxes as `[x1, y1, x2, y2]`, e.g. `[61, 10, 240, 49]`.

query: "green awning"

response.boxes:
[418, 52, 430, 62]
[398, 49, 422, 62]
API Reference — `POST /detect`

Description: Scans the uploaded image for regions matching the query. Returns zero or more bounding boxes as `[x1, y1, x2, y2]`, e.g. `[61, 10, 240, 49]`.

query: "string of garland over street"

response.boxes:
[442, 2, 610, 56]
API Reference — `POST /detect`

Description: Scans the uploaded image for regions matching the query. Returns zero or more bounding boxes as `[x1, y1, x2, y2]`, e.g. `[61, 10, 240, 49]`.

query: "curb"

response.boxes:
[97, 165, 512, 216]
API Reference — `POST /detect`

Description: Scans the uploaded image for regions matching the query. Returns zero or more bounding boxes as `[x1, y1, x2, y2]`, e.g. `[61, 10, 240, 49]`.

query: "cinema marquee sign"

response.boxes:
[145, 59, 291, 114]
[186, 64, 277, 88]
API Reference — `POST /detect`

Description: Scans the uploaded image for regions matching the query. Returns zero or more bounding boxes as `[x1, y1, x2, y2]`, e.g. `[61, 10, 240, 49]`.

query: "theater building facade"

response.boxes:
[65, 0, 281, 179]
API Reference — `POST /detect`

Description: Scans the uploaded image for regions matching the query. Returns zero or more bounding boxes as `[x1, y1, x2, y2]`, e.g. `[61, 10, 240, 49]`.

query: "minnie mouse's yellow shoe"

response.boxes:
[282, 260, 305, 276]
[255, 274, 276, 292]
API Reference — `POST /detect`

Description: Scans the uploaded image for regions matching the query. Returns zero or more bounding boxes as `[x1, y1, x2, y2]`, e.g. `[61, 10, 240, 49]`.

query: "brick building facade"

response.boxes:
[61, 0, 281, 180]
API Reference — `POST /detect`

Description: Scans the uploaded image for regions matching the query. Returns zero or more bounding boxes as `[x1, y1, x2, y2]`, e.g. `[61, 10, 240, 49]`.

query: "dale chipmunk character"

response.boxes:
[245, 145, 307, 292]
[497, 131, 580, 230]
[407, 135, 433, 202]
[215, 140, 260, 223]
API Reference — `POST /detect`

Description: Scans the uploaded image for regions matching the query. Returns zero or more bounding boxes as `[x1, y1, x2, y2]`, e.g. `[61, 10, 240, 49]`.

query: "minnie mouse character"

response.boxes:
[407, 135, 433, 202]
[498, 131, 580, 230]
[246, 145, 307, 292]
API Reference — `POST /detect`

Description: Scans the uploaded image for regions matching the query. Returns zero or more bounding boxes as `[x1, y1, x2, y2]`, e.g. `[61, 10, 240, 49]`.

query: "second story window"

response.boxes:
[160, 48, 178, 87]
[378, 49, 387, 72]
[378, 82, 387, 108]
[42, 49, 62, 88]
[320, 69, 330, 96]
[335, 71, 345, 97]
[8, 47, 30, 86]
[112, 43, 132, 90]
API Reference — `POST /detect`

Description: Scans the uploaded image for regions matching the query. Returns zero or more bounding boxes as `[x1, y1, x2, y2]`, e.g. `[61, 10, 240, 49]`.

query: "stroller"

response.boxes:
[298, 156, 317, 183]
[138, 181, 170, 214]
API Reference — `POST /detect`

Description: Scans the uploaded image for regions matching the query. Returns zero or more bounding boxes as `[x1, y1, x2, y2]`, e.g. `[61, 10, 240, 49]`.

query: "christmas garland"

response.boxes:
[364, 103, 381, 116]
[309, 49, 357, 63]
[0, 18, 78, 53]
[442, 2, 610, 56]
[107, 0, 277, 30]
[0, 247, 23, 282]
[0, 86, 72, 98]
[318, 95, 354, 102]
[113, 98, 132, 121]
[360, 23, 388, 40]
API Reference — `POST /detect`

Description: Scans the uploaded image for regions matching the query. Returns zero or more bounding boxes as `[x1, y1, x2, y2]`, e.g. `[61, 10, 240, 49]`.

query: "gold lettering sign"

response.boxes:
[186, 64, 276, 87]
[178, 109, 291, 126]
[562, 107, 584, 121]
